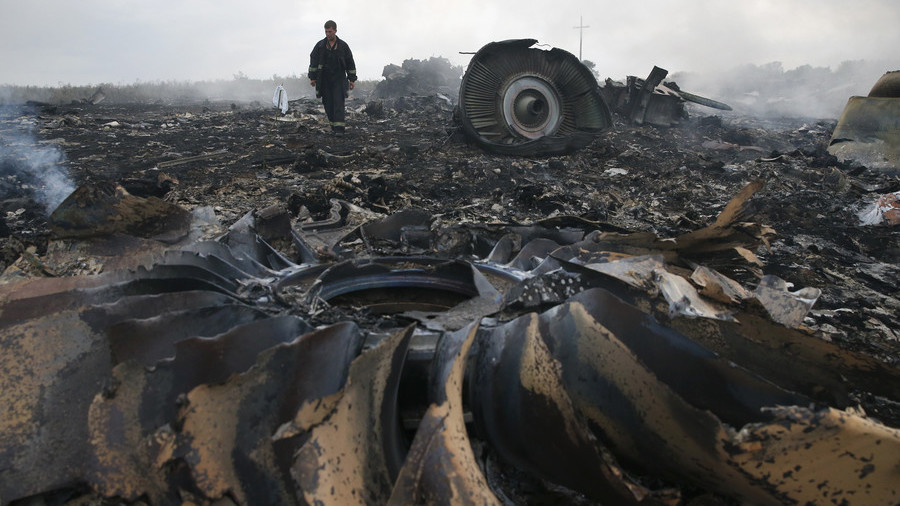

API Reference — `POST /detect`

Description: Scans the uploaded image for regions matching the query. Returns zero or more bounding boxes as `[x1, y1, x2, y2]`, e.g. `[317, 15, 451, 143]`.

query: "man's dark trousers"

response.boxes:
[321, 78, 346, 133]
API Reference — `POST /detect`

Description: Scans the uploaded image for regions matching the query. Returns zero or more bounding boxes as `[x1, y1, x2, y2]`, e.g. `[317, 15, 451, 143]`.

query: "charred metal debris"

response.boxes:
[2, 175, 900, 505]
[456, 39, 612, 156]
[2, 43, 900, 506]
[829, 70, 900, 174]
[600, 65, 732, 127]
[454, 40, 731, 156]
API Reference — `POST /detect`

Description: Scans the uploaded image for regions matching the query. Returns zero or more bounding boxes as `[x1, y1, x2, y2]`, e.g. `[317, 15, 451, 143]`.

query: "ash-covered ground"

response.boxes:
[3, 92, 897, 363]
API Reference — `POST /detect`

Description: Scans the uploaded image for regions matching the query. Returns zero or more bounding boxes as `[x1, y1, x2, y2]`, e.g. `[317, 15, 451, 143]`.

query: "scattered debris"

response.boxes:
[859, 191, 900, 225]
[601, 65, 732, 127]
[272, 84, 289, 114]
[1, 70, 899, 504]
[49, 183, 192, 241]
[155, 149, 229, 168]
[87, 87, 106, 105]
[3, 185, 900, 504]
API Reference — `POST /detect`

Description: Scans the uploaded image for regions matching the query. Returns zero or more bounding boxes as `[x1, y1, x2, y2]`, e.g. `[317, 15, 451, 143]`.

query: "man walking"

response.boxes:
[308, 20, 357, 135]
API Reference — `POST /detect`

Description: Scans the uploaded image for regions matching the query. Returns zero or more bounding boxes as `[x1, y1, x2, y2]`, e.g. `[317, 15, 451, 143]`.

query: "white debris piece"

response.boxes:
[858, 191, 900, 226]
[273, 85, 289, 114]
[653, 268, 736, 321]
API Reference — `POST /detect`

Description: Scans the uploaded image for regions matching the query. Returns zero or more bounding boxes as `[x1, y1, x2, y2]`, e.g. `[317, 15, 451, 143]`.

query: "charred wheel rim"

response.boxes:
[309, 258, 481, 314]
[501, 75, 563, 139]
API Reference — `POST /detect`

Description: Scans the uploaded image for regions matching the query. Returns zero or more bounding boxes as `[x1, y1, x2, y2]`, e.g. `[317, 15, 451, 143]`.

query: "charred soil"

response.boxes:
[4, 97, 897, 360]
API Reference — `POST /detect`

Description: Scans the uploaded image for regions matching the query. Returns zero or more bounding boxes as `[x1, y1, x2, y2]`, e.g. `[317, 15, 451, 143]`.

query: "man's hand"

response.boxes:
[310, 80, 316, 87]
[349, 81, 355, 90]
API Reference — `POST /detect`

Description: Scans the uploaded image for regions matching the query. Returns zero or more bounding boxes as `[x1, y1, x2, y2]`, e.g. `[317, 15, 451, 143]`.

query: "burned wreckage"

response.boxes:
[455, 39, 731, 155]
[4, 181, 900, 506]
[2, 41, 900, 505]
[829, 69, 900, 172]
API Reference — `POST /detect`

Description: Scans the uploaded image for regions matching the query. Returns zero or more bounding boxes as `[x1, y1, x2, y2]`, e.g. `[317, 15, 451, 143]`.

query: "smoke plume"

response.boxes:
[0, 106, 75, 214]
[673, 59, 894, 120]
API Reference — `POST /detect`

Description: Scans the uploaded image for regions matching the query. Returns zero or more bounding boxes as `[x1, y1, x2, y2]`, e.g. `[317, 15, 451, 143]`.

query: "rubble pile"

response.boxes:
[1, 73, 899, 505]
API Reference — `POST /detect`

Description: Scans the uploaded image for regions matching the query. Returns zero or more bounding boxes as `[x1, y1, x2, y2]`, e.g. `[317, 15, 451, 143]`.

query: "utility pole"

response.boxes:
[573, 16, 589, 61]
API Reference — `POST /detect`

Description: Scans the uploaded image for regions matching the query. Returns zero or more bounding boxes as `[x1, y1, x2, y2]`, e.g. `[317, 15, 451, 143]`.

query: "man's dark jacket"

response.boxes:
[308, 36, 357, 97]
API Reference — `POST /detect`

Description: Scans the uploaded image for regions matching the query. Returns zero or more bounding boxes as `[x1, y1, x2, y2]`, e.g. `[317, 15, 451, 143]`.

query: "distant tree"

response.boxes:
[582, 60, 600, 80]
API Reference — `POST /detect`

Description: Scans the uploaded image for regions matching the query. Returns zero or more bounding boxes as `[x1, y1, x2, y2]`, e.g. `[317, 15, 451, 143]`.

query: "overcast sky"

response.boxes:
[1, 0, 898, 87]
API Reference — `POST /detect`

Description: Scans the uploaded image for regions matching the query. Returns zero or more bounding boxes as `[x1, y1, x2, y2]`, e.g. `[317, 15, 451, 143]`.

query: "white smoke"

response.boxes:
[672, 59, 894, 120]
[0, 108, 76, 213]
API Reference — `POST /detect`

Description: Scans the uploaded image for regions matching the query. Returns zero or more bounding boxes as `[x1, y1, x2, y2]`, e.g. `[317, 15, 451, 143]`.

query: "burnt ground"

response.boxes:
[3, 96, 898, 360]
[0, 92, 899, 502]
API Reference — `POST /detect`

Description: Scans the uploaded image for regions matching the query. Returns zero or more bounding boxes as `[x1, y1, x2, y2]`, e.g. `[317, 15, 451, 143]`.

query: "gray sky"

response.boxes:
[1, 0, 899, 86]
